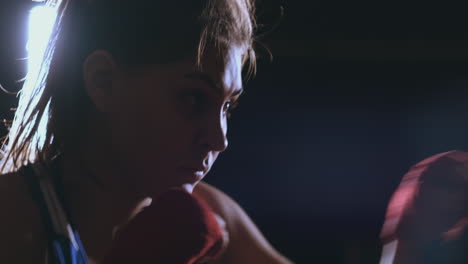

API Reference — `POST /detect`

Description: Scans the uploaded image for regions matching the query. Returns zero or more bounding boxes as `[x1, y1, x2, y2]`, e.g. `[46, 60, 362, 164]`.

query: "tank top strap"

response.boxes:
[22, 162, 89, 264]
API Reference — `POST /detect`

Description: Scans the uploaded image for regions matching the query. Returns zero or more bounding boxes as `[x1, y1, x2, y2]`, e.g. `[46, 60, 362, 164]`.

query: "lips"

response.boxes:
[181, 158, 209, 172]
[182, 165, 207, 172]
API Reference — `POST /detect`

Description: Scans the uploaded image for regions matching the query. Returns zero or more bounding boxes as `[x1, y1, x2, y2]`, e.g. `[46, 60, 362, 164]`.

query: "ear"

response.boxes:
[83, 50, 119, 113]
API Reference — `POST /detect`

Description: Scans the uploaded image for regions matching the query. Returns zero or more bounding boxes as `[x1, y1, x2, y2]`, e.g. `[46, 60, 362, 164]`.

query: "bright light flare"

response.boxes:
[16, 4, 59, 153]
[27, 5, 57, 76]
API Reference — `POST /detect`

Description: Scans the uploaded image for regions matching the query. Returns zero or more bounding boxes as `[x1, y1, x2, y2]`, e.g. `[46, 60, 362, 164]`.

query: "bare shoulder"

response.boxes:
[0, 170, 47, 262]
[193, 181, 239, 221]
[194, 182, 294, 264]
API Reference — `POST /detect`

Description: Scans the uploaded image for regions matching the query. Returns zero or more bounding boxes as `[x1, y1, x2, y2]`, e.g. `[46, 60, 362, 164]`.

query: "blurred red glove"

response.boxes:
[102, 189, 224, 264]
[380, 150, 468, 263]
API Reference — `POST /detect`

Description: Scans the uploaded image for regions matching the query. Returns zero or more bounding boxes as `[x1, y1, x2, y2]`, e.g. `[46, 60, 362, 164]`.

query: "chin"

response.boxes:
[181, 183, 195, 193]
[138, 167, 206, 197]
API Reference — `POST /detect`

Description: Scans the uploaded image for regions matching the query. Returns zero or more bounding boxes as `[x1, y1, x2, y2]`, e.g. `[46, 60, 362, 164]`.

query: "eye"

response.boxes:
[223, 100, 239, 118]
[223, 101, 231, 113]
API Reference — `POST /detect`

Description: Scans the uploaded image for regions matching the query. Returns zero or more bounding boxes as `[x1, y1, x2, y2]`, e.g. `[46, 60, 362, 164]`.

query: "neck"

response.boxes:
[58, 138, 151, 261]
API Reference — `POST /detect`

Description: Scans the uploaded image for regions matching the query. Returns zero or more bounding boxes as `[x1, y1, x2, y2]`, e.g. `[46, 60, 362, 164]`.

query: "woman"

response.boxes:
[0, 0, 293, 263]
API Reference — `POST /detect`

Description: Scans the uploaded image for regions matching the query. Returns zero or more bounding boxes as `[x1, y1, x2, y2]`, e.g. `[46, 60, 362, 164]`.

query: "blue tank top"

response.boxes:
[23, 162, 89, 264]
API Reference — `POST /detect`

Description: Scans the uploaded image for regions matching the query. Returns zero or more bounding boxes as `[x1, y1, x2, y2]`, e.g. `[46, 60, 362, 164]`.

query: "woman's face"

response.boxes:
[95, 45, 244, 197]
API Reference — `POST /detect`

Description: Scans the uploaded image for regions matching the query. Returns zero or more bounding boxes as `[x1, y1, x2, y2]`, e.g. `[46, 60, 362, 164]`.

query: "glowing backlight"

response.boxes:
[15, 3, 59, 153]
[27, 5, 57, 76]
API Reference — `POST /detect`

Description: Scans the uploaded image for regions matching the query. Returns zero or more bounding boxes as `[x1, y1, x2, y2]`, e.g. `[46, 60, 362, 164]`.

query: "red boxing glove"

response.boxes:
[102, 189, 224, 264]
[380, 150, 468, 263]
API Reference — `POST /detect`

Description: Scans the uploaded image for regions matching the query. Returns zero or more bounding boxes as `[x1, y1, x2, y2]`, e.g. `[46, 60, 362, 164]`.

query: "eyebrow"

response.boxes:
[184, 72, 243, 97]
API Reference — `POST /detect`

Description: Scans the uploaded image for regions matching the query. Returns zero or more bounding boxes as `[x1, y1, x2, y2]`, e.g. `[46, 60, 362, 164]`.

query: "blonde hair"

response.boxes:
[1, 0, 257, 173]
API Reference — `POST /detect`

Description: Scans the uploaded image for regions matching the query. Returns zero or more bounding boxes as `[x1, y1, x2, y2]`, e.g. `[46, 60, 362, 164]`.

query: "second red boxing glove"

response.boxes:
[380, 150, 468, 264]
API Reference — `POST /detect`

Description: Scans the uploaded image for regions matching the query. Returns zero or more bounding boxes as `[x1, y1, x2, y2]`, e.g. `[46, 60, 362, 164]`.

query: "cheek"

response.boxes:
[112, 88, 194, 162]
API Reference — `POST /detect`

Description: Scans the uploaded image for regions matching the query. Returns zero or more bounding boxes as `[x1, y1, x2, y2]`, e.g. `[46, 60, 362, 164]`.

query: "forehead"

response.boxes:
[196, 46, 244, 95]
[125, 46, 244, 96]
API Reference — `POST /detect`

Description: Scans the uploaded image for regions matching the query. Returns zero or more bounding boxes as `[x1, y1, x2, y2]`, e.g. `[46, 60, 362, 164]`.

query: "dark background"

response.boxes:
[2, 1, 468, 263]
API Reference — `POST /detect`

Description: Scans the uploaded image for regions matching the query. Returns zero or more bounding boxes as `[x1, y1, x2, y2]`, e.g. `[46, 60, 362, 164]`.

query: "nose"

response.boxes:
[198, 113, 229, 153]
